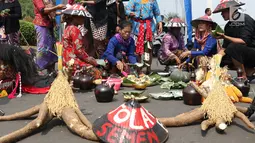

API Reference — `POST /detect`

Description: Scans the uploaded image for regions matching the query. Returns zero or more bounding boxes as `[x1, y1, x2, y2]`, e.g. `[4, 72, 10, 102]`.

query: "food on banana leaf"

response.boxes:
[122, 73, 161, 86]
[123, 91, 149, 102]
[150, 90, 183, 100]
[160, 81, 187, 90]
[212, 25, 224, 37]
[122, 77, 135, 84]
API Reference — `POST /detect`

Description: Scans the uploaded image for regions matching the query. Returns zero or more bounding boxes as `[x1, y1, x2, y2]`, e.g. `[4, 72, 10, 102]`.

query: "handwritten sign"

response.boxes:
[107, 105, 156, 130]
[95, 122, 159, 143]
[92, 101, 169, 143]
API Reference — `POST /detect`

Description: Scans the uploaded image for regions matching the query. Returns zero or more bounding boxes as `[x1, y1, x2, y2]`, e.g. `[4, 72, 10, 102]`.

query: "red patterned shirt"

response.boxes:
[32, 0, 53, 27]
[62, 25, 90, 67]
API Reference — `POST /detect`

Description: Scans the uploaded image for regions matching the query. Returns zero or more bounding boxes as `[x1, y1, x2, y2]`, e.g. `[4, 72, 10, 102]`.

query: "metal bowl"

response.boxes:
[133, 82, 147, 90]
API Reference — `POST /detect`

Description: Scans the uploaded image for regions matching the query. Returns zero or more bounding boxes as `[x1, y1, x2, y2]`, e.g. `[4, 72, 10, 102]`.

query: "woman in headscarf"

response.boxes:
[125, 0, 163, 74]
[0, 0, 21, 46]
[62, 4, 102, 79]
[32, 0, 66, 75]
[158, 17, 187, 71]
[82, 0, 108, 58]
[101, 20, 137, 75]
[179, 15, 218, 68]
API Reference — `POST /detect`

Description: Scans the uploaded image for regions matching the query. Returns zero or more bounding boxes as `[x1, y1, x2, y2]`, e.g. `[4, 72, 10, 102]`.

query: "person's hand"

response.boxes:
[116, 0, 120, 5]
[122, 62, 128, 71]
[87, 57, 98, 66]
[0, 13, 9, 17]
[214, 32, 225, 39]
[56, 11, 62, 15]
[56, 4, 66, 10]
[158, 22, 163, 34]
[175, 56, 181, 65]
[130, 12, 135, 17]
[116, 61, 124, 71]
[180, 51, 191, 59]
[178, 62, 187, 69]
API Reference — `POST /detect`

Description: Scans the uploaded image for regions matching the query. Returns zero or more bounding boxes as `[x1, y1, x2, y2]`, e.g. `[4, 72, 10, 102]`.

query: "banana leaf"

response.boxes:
[148, 72, 161, 82]
[160, 81, 187, 90]
[122, 78, 135, 84]
[0, 9, 10, 14]
[150, 90, 183, 100]
[123, 91, 145, 96]
[212, 25, 224, 37]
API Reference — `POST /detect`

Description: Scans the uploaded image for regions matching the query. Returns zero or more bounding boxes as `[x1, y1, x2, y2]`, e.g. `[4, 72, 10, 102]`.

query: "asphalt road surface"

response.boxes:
[0, 61, 254, 143]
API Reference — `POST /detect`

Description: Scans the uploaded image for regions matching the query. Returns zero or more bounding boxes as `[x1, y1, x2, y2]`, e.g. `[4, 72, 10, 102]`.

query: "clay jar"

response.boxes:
[182, 85, 202, 105]
[231, 78, 250, 97]
[231, 68, 250, 97]
[94, 82, 114, 102]
[79, 67, 94, 90]
[72, 66, 81, 89]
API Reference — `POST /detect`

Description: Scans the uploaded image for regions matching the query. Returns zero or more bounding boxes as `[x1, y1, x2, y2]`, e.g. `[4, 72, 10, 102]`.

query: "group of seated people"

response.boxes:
[60, 1, 255, 83]
[61, 7, 137, 79]
[158, 1, 255, 82]
[2, 0, 254, 91]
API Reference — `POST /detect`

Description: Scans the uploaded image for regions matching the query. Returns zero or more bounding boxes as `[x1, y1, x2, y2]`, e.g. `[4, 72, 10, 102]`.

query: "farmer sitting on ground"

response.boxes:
[179, 15, 217, 69]
[101, 20, 137, 74]
[61, 4, 101, 79]
[213, 0, 255, 82]
[158, 18, 187, 72]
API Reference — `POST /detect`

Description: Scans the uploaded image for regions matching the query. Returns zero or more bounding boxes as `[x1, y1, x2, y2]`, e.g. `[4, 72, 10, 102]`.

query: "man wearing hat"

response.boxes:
[214, 0, 255, 81]
[213, 0, 255, 118]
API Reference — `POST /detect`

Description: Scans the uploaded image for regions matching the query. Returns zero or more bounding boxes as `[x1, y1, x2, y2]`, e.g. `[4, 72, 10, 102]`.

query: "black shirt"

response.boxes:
[107, 1, 125, 37]
[0, 0, 21, 34]
[223, 14, 255, 48]
[86, 0, 108, 28]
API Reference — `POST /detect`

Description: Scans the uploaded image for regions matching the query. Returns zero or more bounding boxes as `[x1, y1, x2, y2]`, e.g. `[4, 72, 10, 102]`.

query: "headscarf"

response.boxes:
[114, 33, 132, 47]
[195, 23, 212, 50]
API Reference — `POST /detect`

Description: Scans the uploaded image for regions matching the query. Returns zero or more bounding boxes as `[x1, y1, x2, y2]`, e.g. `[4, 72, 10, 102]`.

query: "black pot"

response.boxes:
[231, 68, 250, 97]
[231, 78, 250, 97]
[72, 66, 81, 88]
[101, 70, 108, 79]
[79, 74, 94, 90]
[183, 85, 201, 105]
[94, 83, 114, 102]
[72, 73, 81, 88]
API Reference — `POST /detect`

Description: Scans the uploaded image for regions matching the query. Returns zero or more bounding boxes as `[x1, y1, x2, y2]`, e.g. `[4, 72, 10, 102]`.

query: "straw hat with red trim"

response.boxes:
[62, 4, 92, 17]
[165, 17, 186, 28]
[92, 100, 169, 143]
[213, 0, 245, 14]
[191, 15, 217, 30]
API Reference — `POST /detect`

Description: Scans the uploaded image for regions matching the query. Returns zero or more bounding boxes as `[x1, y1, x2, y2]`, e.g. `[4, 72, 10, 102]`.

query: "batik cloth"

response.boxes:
[35, 26, 57, 70]
[125, 0, 162, 35]
[62, 25, 101, 79]
[158, 32, 187, 64]
[90, 18, 107, 41]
